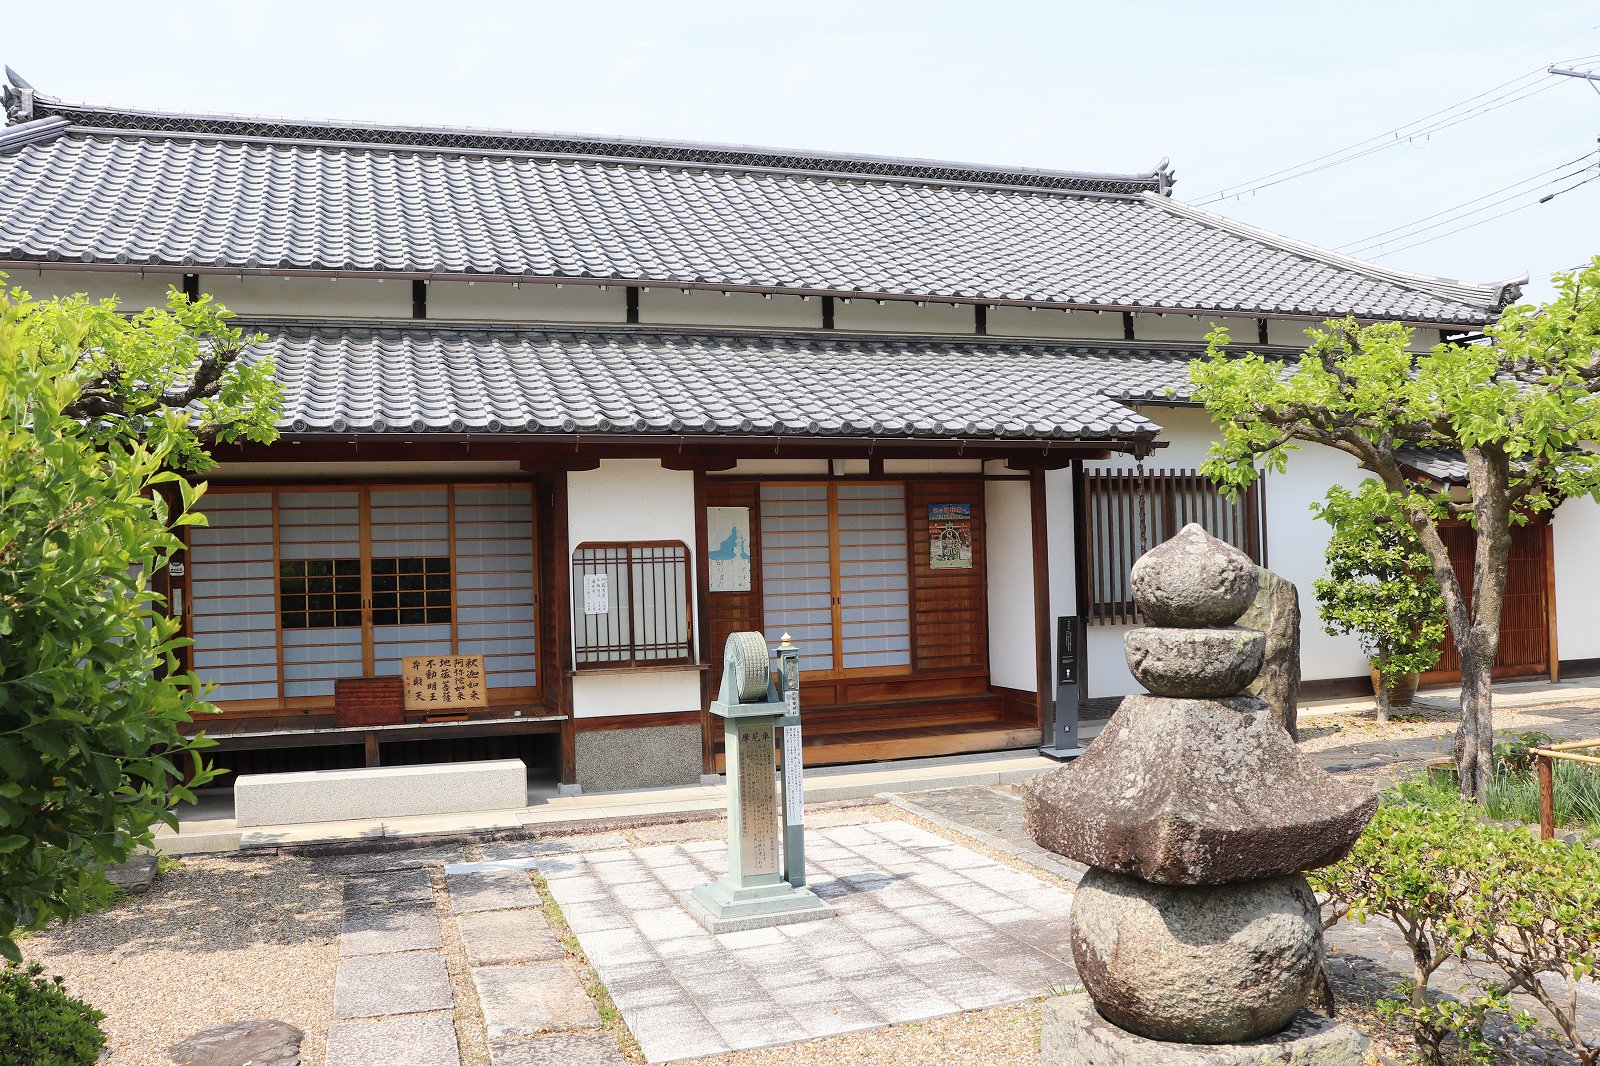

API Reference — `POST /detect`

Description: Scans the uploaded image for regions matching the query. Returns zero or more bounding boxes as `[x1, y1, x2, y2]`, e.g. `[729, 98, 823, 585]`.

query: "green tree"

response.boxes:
[0, 283, 278, 960]
[1312, 481, 1448, 724]
[1191, 257, 1600, 798]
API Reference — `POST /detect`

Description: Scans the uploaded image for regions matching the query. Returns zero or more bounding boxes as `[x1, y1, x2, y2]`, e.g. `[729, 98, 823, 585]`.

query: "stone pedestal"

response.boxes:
[1041, 995, 1367, 1066]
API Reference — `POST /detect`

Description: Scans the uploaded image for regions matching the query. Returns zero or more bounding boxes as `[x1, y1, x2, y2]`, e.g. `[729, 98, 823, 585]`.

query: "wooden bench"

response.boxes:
[194, 713, 565, 768]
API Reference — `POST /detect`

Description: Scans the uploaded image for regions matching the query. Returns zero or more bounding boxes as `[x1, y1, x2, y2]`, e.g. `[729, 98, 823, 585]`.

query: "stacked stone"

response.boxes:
[1025, 524, 1377, 1050]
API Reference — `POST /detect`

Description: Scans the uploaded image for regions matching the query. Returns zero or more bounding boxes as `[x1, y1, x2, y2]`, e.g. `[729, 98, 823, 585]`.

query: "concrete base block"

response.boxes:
[1042, 995, 1367, 1066]
[556, 783, 583, 797]
[235, 759, 526, 828]
[575, 723, 701, 792]
[687, 879, 835, 934]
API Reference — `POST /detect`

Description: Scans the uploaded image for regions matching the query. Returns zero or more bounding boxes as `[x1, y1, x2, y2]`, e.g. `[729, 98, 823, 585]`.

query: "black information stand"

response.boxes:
[1039, 615, 1085, 759]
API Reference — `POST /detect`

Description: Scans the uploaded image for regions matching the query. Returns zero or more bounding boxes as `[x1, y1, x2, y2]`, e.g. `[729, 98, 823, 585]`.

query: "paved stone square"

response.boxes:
[457, 819, 1077, 1063]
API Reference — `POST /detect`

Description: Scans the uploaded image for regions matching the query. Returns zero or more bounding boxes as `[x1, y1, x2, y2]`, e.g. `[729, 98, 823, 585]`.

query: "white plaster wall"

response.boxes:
[1129, 313, 1237, 343]
[1553, 496, 1600, 664]
[197, 275, 410, 318]
[987, 306, 1123, 340]
[835, 299, 973, 334]
[1080, 406, 1370, 697]
[572, 670, 703, 718]
[639, 288, 818, 329]
[428, 280, 627, 323]
[1044, 467, 1077, 691]
[985, 479, 1036, 690]
[11, 268, 172, 309]
[567, 460, 701, 718]
[883, 458, 985, 474]
[725, 458, 829, 475]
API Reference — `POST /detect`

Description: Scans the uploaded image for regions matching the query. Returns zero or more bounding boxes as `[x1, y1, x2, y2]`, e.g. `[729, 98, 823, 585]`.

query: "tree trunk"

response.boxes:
[1455, 629, 1496, 798]
[1374, 655, 1391, 726]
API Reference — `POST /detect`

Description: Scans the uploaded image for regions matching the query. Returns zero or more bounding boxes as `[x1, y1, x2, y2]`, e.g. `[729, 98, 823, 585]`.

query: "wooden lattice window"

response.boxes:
[370, 556, 453, 626]
[1085, 468, 1265, 626]
[279, 559, 362, 630]
[571, 541, 692, 668]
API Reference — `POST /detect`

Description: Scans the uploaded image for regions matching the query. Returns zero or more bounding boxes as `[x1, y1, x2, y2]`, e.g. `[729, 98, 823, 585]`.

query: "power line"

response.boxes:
[1192, 74, 1561, 204]
[1339, 149, 1600, 254]
[1190, 73, 1561, 204]
[1366, 169, 1600, 259]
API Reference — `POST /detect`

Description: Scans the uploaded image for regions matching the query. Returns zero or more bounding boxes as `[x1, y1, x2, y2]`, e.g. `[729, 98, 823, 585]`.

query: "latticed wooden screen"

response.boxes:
[570, 542, 692, 667]
[187, 483, 538, 708]
[1084, 468, 1265, 625]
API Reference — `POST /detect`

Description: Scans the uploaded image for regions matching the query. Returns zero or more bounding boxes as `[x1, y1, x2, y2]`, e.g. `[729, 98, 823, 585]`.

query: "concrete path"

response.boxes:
[325, 861, 463, 1066]
[446, 818, 1077, 1064]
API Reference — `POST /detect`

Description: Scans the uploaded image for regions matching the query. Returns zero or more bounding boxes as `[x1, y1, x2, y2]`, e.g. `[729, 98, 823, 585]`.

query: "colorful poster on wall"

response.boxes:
[928, 503, 973, 569]
[707, 506, 753, 592]
[402, 654, 487, 710]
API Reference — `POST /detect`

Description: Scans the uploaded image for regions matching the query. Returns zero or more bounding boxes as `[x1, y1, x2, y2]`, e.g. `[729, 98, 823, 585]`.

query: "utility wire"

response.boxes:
[1339, 149, 1600, 253]
[1367, 169, 1600, 259]
[1193, 75, 1560, 204]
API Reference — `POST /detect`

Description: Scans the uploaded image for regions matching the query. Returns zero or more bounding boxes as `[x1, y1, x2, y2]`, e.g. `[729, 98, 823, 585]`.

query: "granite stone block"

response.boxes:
[448, 869, 541, 914]
[574, 724, 700, 792]
[325, 1013, 459, 1066]
[235, 759, 526, 827]
[333, 952, 453, 1019]
[458, 909, 566, 967]
[473, 961, 601, 1039]
[339, 900, 444, 957]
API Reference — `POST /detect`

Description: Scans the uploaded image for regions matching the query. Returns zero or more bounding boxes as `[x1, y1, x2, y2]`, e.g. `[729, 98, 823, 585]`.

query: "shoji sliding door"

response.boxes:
[758, 483, 911, 677]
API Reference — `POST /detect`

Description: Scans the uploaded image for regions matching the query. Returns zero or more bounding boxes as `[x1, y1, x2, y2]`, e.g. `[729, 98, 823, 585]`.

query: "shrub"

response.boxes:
[0, 962, 106, 1066]
[1316, 787, 1600, 1065]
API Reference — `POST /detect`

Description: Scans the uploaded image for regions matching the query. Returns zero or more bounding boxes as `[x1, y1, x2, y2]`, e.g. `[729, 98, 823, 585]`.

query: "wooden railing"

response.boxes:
[1532, 738, 1600, 839]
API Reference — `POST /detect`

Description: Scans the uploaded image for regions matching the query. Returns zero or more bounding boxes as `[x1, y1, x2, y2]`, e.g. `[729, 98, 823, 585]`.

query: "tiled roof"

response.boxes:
[0, 79, 1521, 326]
[252, 323, 1191, 441]
[1397, 446, 1469, 484]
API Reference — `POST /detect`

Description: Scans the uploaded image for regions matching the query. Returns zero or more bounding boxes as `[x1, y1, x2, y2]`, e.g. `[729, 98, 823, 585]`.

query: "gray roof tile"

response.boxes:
[250, 324, 1193, 441]
[0, 88, 1520, 326]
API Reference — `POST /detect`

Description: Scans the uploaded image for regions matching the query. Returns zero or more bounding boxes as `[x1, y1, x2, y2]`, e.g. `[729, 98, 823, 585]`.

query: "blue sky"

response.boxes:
[8, 1, 1599, 301]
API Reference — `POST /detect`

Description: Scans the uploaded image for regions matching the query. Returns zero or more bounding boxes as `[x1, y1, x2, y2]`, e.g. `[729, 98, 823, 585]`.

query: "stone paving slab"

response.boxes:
[489, 1032, 629, 1066]
[459, 908, 567, 967]
[448, 868, 542, 913]
[473, 961, 601, 1039]
[344, 868, 434, 908]
[477, 832, 632, 865]
[325, 1011, 460, 1066]
[312, 843, 467, 875]
[339, 900, 445, 957]
[333, 951, 453, 1019]
[455, 819, 1083, 1062]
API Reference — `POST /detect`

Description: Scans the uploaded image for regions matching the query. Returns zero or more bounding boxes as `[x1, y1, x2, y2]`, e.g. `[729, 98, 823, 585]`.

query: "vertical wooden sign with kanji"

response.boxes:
[402, 654, 488, 711]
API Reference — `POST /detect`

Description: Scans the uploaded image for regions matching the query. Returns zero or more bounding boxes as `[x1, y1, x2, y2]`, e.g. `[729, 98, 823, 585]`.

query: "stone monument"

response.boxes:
[690, 632, 832, 933]
[1025, 525, 1376, 1064]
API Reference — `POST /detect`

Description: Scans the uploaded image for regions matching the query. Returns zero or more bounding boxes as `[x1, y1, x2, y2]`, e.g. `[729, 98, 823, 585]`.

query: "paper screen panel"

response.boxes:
[188, 491, 279, 702]
[759, 484, 834, 672]
[453, 486, 538, 688]
[836, 484, 911, 670]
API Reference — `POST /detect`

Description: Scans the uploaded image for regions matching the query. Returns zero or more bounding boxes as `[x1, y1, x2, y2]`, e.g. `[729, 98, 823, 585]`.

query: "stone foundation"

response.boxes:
[1041, 995, 1367, 1066]
[574, 723, 702, 792]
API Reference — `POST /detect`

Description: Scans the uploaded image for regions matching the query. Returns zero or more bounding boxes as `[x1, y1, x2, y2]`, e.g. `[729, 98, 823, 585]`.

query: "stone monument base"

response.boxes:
[688, 876, 834, 934]
[1042, 995, 1367, 1066]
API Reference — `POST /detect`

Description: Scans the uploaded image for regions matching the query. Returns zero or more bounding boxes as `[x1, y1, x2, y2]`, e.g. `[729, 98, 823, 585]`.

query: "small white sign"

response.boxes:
[783, 724, 804, 827]
[582, 573, 610, 615]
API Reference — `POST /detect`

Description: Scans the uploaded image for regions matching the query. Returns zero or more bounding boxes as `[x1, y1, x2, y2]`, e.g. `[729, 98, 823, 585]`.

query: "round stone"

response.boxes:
[1069, 869, 1322, 1044]
[1124, 626, 1264, 697]
[1130, 524, 1258, 627]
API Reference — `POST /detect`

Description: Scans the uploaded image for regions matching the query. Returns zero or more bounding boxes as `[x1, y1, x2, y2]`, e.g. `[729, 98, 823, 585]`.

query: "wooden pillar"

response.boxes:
[693, 469, 715, 776]
[1070, 460, 1091, 722]
[1545, 522, 1560, 683]
[549, 471, 577, 786]
[1030, 469, 1052, 741]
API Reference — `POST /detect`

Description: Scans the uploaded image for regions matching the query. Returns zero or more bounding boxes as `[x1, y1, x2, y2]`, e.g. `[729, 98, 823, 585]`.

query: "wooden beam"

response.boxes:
[520, 458, 600, 472]
[662, 456, 737, 471]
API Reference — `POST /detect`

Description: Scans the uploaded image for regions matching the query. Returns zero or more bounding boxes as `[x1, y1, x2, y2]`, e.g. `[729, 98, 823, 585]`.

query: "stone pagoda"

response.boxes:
[1026, 524, 1377, 1063]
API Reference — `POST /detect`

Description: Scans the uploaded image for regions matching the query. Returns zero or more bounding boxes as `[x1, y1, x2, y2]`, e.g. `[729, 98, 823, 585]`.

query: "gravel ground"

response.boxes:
[19, 852, 341, 1066]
